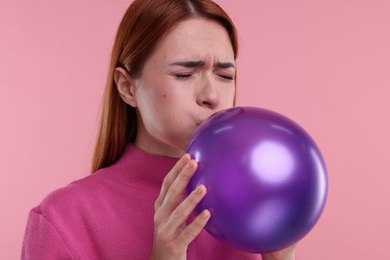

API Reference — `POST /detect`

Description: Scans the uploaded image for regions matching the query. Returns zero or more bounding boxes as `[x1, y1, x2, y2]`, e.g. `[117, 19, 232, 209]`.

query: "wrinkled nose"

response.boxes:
[196, 75, 220, 109]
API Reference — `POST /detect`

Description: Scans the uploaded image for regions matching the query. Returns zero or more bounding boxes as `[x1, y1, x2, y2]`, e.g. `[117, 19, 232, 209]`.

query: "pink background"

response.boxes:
[1, 0, 389, 258]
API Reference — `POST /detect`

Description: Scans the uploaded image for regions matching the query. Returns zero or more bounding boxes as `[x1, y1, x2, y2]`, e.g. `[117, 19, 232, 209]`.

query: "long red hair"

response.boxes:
[91, 0, 238, 173]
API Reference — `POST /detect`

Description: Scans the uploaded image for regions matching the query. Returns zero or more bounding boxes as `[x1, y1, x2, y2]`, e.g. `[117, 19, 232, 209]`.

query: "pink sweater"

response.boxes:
[22, 144, 261, 259]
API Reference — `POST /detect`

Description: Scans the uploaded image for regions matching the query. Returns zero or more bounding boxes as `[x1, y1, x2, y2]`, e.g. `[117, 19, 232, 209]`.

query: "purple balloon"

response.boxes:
[186, 107, 328, 253]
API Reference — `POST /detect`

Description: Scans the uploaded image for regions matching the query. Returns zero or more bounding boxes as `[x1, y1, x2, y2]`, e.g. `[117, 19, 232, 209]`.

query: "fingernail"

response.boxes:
[201, 210, 210, 219]
[185, 161, 193, 169]
[183, 154, 190, 163]
[195, 185, 203, 194]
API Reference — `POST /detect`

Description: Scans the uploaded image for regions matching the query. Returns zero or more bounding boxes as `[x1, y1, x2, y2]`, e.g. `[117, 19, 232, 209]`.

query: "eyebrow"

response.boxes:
[169, 60, 235, 69]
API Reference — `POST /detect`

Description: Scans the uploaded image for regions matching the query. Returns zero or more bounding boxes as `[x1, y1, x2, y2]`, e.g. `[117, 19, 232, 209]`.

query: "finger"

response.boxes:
[175, 209, 211, 248]
[163, 185, 207, 236]
[160, 159, 198, 213]
[155, 154, 191, 209]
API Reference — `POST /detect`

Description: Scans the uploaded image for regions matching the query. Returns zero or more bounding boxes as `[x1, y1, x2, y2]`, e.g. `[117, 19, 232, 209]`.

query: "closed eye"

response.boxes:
[175, 74, 192, 79]
[218, 74, 234, 80]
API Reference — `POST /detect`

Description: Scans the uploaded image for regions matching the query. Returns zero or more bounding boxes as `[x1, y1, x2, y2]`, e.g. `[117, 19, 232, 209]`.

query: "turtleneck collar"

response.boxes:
[106, 143, 180, 187]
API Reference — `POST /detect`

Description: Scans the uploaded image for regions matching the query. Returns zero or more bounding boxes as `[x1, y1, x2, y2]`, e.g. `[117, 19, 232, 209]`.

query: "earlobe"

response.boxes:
[114, 67, 138, 107]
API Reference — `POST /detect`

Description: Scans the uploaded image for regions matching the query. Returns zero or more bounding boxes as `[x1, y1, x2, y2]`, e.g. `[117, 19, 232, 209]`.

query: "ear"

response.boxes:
[114, 67, 138, 107]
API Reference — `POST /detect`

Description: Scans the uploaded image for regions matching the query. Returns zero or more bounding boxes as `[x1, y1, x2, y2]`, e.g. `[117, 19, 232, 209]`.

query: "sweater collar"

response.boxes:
[110, 143, 180, 187]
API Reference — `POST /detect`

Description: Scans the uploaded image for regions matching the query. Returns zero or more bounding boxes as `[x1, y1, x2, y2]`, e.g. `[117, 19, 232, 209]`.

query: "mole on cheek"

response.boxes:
[163, 94, 167, 98]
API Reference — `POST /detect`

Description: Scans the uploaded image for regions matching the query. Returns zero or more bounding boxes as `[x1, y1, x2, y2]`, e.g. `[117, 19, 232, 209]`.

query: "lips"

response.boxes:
[196, 118, 207, 126]
[196, 114, 213, 126]
[195, 113, 213, 127]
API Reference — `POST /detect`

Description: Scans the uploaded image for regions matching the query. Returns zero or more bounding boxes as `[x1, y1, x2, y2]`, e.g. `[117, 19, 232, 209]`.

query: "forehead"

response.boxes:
[150, 18, 234, 63]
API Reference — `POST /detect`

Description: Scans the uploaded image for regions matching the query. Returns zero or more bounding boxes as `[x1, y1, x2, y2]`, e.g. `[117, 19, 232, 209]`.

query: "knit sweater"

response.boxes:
[22, 144, 261, 259]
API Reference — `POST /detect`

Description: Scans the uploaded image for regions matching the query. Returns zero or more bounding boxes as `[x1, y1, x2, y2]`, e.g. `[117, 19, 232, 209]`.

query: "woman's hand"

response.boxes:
[261, 243, 297, 260]
[151, 154, 210, 260]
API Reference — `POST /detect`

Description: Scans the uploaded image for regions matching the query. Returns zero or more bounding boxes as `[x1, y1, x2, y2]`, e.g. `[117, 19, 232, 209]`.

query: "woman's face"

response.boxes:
[133, 18, 236, 157]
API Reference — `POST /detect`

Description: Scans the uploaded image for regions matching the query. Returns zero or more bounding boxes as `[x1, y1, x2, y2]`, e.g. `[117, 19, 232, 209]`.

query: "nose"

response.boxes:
[196, 74, 220, 109]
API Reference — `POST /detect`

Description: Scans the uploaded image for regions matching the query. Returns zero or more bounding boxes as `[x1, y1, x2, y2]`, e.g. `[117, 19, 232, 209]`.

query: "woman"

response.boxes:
[22, 0, 297, 259]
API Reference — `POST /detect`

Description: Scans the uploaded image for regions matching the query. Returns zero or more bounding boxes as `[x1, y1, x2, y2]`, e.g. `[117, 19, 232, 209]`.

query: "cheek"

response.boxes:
[138, 80, 169, 106]
[159, 84, 192, 105]
[156, 92, 174, 107]
[221, 86, 236, 107]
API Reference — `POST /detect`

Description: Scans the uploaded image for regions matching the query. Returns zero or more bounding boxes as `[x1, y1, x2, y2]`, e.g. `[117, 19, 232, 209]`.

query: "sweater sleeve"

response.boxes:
[21, 209, 74, 260]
